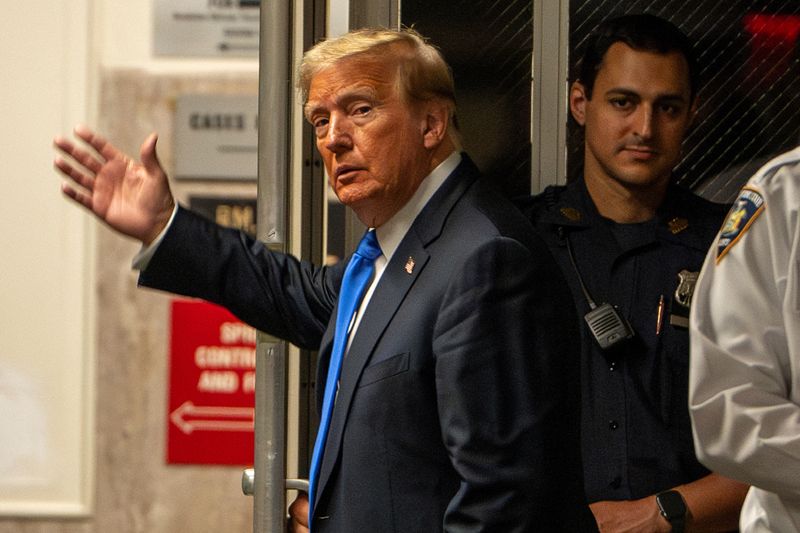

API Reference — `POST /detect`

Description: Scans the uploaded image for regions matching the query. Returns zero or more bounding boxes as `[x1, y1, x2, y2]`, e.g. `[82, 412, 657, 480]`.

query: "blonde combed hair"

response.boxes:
[298, 28, 458, 136]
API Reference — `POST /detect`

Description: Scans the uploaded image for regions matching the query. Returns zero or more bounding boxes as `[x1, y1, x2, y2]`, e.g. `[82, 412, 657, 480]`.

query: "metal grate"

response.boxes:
[569, 0, 800, 203]
[402, 0, 534, 197]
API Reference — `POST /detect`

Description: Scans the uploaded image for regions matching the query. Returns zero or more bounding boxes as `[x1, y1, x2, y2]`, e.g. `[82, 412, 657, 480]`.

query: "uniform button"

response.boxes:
[609, 361, 617, 372]
[609, 420, 619, 430]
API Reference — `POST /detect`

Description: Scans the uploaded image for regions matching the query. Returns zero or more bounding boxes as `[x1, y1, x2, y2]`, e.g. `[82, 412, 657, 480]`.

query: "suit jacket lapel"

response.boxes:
[316, 233, 429, 500]
[313, 155, 480, 505]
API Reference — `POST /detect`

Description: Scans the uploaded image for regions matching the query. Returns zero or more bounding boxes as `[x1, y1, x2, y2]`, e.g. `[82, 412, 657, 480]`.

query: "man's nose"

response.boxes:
[325, 114, 353, 153]
[633, 105, 654, 140]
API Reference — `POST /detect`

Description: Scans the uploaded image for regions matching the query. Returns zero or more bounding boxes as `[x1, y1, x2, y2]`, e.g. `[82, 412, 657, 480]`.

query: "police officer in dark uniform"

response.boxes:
[522, 14, 748, 533]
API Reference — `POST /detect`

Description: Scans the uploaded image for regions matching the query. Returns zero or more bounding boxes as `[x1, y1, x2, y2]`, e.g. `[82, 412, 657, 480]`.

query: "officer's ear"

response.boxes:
[569, 81, 589, 126]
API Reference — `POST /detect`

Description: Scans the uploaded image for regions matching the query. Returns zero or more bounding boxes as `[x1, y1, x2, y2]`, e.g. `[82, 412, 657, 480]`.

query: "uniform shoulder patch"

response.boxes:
[716, 187, 765, 263]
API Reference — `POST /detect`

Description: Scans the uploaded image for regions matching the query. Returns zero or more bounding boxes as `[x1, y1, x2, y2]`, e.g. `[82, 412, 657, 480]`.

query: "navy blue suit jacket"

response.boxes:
[140, 156, 594, 531]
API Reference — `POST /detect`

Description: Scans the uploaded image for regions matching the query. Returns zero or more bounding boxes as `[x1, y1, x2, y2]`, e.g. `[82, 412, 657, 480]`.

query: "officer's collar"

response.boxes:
[654, 184, 716, 251]
[538, 177, 595, 229]
[541, 176, 714, 250]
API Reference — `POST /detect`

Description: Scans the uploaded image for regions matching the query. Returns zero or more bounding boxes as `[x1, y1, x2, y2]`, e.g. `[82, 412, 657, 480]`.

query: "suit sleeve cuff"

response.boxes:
[131, 203, 180, 271]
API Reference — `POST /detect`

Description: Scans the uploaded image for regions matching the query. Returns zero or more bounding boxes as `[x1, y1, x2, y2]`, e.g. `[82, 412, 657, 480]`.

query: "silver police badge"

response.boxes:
[674, 270, 699, 308]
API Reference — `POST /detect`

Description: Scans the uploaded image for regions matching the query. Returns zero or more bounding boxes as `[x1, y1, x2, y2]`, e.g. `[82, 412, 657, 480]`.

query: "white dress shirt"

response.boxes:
[349, 151, 461, 338]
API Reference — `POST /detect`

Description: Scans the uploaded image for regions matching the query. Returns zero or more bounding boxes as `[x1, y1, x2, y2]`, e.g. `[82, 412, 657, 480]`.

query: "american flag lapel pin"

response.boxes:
[404, 256, 415, 275]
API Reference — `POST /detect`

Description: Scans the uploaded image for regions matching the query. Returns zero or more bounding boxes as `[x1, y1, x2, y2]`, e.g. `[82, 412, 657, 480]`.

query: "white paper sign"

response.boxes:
[174, 94, 258, 180]
[154, 0, 260, 58]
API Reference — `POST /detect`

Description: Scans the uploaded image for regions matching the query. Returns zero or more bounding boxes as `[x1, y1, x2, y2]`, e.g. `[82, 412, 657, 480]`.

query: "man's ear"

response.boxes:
[688, 95, 699, 127]
[422, 100, 449, 150]
[569, 81, 589, 126]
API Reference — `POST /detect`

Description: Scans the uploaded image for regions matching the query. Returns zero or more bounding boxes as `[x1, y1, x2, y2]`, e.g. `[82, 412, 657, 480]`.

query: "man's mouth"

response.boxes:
[622, 146, 658, 159]
[335, 165, 362, 180]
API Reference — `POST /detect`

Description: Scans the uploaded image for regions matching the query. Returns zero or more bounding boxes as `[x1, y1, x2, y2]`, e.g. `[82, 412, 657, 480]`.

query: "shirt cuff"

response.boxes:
[131, 204, 179, 271]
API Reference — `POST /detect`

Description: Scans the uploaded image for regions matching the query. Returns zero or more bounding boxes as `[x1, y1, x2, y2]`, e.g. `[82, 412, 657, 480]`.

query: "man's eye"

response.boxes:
[610, 98, 630, 109]
[659, 104, 680, 115]
[352, 105, 372, 116]
[312, 117, 329, 129]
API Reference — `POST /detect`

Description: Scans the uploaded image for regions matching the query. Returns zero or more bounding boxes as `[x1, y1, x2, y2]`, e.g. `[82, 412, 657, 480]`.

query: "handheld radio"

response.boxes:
[561, 228, 635, 350]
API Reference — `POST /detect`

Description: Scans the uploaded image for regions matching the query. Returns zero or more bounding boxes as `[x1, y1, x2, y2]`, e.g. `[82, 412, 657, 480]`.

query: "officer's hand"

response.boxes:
[590, 497, 671, 533]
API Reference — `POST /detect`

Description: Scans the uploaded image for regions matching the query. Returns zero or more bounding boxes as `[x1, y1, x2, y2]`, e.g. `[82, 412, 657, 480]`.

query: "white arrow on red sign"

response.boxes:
[170, 401, 254, 434]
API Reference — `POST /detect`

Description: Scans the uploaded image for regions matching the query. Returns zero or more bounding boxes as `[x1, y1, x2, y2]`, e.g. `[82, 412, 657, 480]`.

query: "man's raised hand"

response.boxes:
[53, 125, 175, 244]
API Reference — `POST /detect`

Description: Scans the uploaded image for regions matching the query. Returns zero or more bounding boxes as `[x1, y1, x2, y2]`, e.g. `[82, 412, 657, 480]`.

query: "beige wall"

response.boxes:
[0, 0, 94, 524]
[91, 70, 259, 533]
[0, 1, 273, 531]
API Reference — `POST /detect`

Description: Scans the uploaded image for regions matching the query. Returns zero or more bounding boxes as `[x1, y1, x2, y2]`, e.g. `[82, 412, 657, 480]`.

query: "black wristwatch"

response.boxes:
[656, 490, 687, 533]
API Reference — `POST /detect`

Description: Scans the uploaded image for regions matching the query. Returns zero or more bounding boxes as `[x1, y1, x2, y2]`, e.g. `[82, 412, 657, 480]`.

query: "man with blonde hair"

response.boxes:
[54, 28, 591, 532]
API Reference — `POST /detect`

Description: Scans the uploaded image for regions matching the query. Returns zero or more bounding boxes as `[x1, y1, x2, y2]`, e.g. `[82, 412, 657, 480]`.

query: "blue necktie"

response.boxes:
[308, 229, 382, 525]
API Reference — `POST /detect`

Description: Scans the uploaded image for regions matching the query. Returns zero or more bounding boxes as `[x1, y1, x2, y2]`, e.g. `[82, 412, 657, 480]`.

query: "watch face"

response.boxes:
[657, 490, 686, 519]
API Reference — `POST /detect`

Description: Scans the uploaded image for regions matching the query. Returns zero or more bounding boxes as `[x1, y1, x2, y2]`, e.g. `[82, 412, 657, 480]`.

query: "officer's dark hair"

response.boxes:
[576, 14, 698, 101]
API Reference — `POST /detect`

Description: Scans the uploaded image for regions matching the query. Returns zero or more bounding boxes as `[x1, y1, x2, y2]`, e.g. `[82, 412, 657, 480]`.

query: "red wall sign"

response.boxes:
[167, 299, 255, 465]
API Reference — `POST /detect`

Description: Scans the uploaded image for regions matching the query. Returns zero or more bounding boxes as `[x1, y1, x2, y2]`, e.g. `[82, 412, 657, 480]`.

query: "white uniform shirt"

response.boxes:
[689, 146, 800, 532]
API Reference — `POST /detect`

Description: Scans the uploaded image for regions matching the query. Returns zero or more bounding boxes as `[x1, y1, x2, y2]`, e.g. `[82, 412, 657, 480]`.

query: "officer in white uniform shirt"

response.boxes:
[689, 145, 800, 532]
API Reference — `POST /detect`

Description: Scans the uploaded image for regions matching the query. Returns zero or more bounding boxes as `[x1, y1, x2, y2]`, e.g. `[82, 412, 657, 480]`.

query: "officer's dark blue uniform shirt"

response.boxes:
[522, 177, 729, 503]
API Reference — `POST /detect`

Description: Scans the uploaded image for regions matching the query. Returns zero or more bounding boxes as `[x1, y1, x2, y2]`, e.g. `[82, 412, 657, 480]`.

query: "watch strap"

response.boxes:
[656, 490, 687, 533]
[668, 514, 685, 533]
